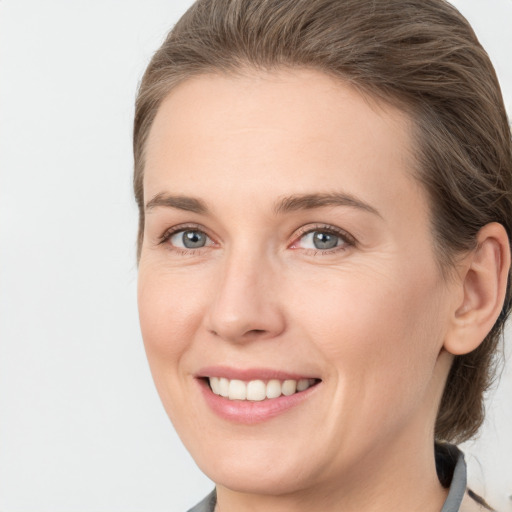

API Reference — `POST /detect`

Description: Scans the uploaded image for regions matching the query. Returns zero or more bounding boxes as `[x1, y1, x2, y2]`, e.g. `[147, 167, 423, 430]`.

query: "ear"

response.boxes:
[444, 222, 510, 356]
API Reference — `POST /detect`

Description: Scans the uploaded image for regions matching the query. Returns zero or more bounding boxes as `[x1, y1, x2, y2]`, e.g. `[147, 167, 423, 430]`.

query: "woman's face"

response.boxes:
[138, 69, 456, 495]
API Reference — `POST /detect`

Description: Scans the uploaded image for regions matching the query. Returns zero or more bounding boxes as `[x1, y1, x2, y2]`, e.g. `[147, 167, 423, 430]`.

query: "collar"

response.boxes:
[438, 443, 467, 512]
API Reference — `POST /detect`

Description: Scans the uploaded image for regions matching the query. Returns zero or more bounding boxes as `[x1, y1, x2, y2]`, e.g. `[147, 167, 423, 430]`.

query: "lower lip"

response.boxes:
[197, 379, 320, 424]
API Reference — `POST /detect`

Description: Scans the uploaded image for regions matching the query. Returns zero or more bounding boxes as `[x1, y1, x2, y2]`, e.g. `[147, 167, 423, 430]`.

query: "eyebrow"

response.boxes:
[145, 191, 381, 217]
[274, 192, 381, 217]
[145, 193, 208, 214]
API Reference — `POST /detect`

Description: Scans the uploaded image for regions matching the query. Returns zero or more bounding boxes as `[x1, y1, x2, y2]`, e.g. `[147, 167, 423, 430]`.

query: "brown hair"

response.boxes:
[133, 0, 512, 443]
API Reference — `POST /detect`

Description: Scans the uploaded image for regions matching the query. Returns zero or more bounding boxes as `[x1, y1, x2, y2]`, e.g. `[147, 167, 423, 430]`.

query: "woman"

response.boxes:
[133, 0, 512, 510]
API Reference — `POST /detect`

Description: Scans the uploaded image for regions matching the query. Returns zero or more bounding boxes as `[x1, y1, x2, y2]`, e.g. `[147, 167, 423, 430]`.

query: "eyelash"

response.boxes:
[290, 224, 356, 255]
[158, 224, 216, 255]
[158, 223, 356, 255]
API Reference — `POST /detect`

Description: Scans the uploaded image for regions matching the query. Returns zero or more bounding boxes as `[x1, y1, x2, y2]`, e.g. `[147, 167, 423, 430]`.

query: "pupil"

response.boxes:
[313, 232, 338, 250]
[183, 231, 206, 248]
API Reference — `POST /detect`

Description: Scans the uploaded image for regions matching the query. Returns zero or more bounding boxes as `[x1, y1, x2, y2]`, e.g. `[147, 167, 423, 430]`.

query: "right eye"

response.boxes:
[168, 229, 211, 249]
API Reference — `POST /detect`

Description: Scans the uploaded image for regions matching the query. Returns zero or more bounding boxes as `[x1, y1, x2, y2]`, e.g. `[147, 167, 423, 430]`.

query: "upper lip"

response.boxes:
[196, 365, 320, 381]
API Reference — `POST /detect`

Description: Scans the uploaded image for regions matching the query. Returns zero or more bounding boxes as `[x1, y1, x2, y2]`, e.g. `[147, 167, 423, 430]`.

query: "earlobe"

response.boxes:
[444, 222, 510, 356]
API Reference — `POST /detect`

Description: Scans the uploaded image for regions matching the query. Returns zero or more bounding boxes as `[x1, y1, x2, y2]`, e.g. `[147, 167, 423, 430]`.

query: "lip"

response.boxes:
[196, 366, 321, 424]
[197, 365, 317, 381]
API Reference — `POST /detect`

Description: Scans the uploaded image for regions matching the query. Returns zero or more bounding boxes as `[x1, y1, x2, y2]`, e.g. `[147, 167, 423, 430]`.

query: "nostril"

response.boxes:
[245, 329, 268, 338]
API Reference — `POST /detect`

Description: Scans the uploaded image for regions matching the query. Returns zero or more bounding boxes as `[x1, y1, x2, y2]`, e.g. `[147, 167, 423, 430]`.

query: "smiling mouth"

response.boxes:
[206, 377, 320, 401]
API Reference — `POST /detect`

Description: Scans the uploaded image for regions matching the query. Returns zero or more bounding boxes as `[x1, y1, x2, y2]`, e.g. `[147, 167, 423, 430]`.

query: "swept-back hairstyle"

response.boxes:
[133, 0, 512, 443]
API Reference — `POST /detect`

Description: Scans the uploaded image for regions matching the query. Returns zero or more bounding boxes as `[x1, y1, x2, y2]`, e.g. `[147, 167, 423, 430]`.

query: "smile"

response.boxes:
[198, 368, 322, 423]
[208, 377, 318, 401]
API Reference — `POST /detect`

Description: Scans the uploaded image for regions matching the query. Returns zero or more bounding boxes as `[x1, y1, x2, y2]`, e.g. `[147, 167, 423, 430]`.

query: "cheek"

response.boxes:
[137, 265, 208, 367]
[288, 264, 447, 396]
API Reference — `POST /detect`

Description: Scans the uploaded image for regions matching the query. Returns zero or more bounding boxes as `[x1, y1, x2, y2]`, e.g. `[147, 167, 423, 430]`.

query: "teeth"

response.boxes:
[219, 377, 229, 397]
[282, 379, 297, 396]
[266, 379, 282, 399]
[210, 376, 220, 394]
[208, 377, 316, 401]
[297, 378, 310, 392]
[228, 379, 246, 400]
[247, 380, 267, 401]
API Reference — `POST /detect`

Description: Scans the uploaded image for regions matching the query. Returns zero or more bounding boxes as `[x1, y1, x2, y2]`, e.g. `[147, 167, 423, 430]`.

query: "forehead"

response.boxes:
[144, 68, 424, 220]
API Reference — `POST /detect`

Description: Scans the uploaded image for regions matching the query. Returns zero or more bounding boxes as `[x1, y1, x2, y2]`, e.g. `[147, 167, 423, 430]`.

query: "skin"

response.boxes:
[137, 68, 507, 512]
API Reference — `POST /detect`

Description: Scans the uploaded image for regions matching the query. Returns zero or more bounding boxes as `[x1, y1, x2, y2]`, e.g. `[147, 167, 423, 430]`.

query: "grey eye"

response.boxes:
[298, 230, 342, 250]
[312, 231, 339, 249]
[170, 230, 208, 249]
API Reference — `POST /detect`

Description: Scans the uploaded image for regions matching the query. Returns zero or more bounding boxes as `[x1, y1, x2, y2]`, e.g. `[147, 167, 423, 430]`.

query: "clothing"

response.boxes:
[437, 444, 493, 512]
[187, 445, 493, 512]
[188, 490, 216, 512]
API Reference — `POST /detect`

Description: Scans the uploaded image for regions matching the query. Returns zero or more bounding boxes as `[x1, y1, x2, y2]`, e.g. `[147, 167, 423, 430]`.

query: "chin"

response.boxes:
[204, 461, 313, 497]
[186, 433, 328, 497]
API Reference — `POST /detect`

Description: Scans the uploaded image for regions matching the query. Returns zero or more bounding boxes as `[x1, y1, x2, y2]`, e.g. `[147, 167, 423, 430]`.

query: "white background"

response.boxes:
[0, 1, 511, 511]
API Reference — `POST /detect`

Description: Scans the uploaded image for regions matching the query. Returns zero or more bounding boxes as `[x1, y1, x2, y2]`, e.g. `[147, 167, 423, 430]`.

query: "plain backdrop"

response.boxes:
[0, 1, 511, 511]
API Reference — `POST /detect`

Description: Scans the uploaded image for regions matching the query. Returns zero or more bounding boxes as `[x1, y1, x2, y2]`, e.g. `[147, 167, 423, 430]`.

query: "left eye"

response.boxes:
[297, 230, 344, 250]
[169, 229, 210, 249]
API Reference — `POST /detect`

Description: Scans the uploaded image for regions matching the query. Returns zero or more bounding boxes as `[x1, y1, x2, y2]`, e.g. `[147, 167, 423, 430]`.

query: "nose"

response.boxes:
[204, 249, 286, 343]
